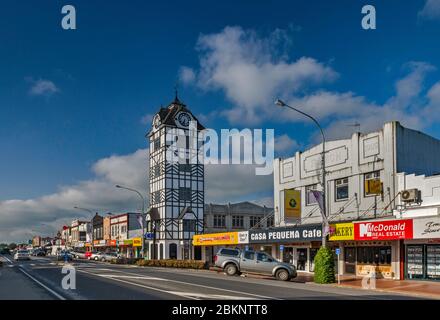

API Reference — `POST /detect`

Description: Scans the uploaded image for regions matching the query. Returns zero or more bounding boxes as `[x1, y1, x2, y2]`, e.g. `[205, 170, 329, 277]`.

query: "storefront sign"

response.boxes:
[354, 219, 413, 240]
[249, 224, 322, 244]
[238, 231, 249, 244]
[123, 239, 133, 246]
[413, 217, 440, 239]
[108, 240, 117, 246]
[329, 223, 354, 241]
[192, 232, 240, 246]
[284, 189, 301, 218]
[132, 238, 142, 247]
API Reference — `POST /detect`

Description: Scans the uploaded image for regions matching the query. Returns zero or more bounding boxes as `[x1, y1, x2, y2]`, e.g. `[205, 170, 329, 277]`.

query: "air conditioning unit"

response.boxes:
[401, 188, 420, 203]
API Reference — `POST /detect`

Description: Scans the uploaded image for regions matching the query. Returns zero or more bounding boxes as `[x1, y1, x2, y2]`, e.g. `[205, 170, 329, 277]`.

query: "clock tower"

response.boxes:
[146, 94, 205, 260]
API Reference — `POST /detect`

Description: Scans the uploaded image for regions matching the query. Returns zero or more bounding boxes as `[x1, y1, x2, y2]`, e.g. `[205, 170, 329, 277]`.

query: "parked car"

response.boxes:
[14, 250, 31, 261]
[98, 252, 121, 262]
[71, 250, 87, 259]
[214, 248, 297, 281]
[85, 251, 96, 259]
[32, 248, 46, 256]
[89, 251, 102, 261]
[56, 250, 73, 261]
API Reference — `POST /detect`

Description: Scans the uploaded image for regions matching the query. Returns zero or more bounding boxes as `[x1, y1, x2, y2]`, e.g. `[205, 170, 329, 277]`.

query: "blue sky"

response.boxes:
[1, 0, 440, 242]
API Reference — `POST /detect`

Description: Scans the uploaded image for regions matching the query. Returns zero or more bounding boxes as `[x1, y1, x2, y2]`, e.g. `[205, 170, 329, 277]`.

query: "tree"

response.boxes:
[314, 246, 336, 284]
[8, 243, 17, 250]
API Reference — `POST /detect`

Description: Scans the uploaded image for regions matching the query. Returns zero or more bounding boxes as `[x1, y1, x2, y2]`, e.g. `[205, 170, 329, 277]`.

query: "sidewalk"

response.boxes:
[330, 275, 440, 299]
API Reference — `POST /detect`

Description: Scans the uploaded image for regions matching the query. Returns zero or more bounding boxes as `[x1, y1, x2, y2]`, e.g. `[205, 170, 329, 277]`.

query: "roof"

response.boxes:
[146, 96, 205, 136]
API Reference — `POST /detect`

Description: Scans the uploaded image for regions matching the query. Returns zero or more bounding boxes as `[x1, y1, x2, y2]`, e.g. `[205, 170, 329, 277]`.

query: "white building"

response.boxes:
[272, 121, 440, 277]
[146, 95, 205, 260]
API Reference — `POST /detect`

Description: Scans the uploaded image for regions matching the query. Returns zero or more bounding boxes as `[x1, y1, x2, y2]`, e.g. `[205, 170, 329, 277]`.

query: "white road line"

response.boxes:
[97, 274, 171, 281]
[18, 268, 66, 300]
[1, 255, 13, 264]
[166, 291, 259, 300]
[84, 268, 282, 300]
[77, 269, 200, 300]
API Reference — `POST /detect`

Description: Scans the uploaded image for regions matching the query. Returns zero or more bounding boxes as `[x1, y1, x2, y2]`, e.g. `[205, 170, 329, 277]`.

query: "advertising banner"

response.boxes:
[354, 219, 413, 240]
[284, 189, 301, 218]
[249, 224, 322, 244]
[413, 217, 440, 239]
[193, 232, 240, 246]
[329, 223, 354, 241]
[132, 238, 142, 247]
[237, 231, 249, 244]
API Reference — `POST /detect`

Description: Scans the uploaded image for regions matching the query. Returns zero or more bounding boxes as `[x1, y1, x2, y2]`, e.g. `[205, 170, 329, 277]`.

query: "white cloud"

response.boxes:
[192, 26, 337, 125]
[183, 27, 440, 138]
[274, 134, 298, 156]
[179, 66, 196, 85]
[28, 78, 59, 96]
[419, 0, 440, 20]
[140, 113, 155, 125]
[0, 148, 273, 243]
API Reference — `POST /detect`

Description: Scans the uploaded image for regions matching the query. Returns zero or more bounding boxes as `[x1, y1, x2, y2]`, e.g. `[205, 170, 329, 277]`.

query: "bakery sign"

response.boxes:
[354, 219, 413, 240]
[249, 224, 322, 243]
[413, 217, 440, 239]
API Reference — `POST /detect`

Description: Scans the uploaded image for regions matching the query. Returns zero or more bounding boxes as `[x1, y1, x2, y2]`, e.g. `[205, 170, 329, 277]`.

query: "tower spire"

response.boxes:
[173, 83, 181, 104]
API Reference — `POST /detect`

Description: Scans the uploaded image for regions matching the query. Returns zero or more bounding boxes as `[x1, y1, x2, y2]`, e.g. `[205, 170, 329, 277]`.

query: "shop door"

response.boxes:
[283, 247, 294, 264]
[344, 247, 356, 274]
[296, 249, 307, 271]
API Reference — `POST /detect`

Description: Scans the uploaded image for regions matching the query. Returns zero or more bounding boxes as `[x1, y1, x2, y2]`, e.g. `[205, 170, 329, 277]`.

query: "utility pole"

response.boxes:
[275, 99, 328, 248]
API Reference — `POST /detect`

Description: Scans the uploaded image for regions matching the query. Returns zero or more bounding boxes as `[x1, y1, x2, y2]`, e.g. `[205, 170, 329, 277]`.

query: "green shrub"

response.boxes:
[314, 246, 336, 284]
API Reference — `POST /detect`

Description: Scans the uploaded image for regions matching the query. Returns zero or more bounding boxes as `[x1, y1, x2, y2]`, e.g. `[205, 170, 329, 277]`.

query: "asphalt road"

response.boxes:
[0, 254, 422, 300]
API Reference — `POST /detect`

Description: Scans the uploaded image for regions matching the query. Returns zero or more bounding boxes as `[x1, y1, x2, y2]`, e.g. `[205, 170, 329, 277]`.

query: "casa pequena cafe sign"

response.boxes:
[249, 224, 322, 244]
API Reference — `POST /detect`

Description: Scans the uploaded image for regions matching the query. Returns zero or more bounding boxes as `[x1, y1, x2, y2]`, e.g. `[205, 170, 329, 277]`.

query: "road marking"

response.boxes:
[1, 255, 13, 264]
[166, 291, 259, 300]
[86, 268, 282, 300]
[18, 268, 66, 300]
[77, 269, 200, 300]
[97, 274, 170, 281]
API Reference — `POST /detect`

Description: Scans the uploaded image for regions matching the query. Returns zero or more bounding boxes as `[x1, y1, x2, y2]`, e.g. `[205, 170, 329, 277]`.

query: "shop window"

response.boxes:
[357, 246, 391, 265]
[306, 184, 318, 205]
[335, 178, 349, 201]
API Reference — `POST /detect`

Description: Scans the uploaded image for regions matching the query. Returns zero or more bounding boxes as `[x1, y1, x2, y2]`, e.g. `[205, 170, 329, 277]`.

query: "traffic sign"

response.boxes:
[280, 245, 284, 251]
[335, 248, 341, 255]
[145, 233, 154, 240]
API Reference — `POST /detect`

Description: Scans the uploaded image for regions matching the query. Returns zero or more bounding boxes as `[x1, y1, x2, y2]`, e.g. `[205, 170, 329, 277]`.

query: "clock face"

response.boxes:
[153, 115, 161, 129]
[175, 112, 192, 127]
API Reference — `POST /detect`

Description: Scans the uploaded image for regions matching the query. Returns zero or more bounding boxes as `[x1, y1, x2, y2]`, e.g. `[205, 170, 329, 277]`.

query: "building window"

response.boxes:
[232, 215, 244, 229]
[364, 171, 381, 196]
[213, 215, 226, 228]
[306, 184, 318, 205]
[154, 164, 161, 178]
[179, 187, 192, 201]
[153, 191, 161, 204]
[250, 216, 261, 228]
[267, 216, 274, 227]
[154, 138, 161, 151]
[183, 219, 196, 232]
[179, 163, 191, 172]
[335, 177, 349, 201]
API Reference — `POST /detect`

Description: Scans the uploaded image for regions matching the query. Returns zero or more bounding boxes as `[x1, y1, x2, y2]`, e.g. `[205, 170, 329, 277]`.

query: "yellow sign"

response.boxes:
[284, 189, 301, 218]
[365, 179, 382, 195]
[193, 232, 238, 246]
[329, 223, 354, 241]
[132, 238, 142, 247]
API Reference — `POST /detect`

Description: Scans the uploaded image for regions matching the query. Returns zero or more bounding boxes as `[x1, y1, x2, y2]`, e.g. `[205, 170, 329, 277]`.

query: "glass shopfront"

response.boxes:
[406, 244, 440, 280]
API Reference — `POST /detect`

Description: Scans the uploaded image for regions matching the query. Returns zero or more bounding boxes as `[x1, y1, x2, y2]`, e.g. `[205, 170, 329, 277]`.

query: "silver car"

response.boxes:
[214, 248, 297, 281]
[14, 250, 31, 261]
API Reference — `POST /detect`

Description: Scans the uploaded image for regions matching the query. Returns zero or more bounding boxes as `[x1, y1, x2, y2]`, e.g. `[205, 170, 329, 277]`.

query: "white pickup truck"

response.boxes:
[214, 248, 297, 281]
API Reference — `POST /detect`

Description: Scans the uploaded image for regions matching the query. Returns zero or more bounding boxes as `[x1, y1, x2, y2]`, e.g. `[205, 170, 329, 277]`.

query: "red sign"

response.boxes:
[354, 219, 413, 240]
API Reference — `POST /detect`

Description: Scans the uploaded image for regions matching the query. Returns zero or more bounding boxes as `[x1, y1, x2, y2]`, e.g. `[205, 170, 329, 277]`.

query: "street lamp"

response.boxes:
[275, 99, 329, 248]
[74, 206, 95, 250]
[115, 185, 147, 258]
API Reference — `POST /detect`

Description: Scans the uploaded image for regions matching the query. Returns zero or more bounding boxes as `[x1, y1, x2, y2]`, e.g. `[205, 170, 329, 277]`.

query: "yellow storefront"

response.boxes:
[193, 232, 247, 264]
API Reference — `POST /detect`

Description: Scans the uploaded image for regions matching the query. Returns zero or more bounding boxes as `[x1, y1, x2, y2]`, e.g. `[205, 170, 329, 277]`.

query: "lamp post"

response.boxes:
[115, 185, 146, 258]
[275, 99, 328, 248]
[74, 206, 94, 250]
